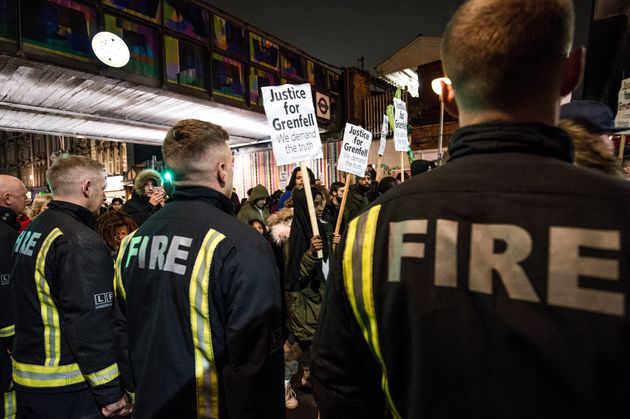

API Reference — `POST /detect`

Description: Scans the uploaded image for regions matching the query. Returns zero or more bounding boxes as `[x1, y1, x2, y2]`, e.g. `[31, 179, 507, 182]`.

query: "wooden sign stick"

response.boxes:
[333, 173, 353, 252]
[376, 154, 383, 181]
[300, 161, 323, 259]
[400, 151, 405, 183]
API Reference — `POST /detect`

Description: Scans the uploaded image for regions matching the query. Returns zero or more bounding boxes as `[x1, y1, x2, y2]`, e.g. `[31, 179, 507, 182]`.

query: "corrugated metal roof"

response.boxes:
[0, 55, 271, 146]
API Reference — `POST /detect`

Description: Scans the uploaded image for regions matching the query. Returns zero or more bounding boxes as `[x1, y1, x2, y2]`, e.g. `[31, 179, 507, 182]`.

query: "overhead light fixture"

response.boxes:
[91, 32, 130, 68]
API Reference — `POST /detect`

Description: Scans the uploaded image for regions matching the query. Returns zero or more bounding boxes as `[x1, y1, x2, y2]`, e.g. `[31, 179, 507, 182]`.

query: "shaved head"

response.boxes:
[0, 174, 27, 213]
[441, 0, 574, 113]
[162, 119, 233, 196]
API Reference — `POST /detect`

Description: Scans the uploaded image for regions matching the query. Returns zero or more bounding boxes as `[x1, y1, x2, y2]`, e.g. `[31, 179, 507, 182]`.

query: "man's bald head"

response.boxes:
[162, 119, 233, 196]
[441, 0, 575, 113]
[0, 174, 27, 214]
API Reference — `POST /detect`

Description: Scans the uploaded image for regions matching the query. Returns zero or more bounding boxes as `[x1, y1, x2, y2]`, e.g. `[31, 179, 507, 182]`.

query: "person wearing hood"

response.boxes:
[237, 184, 270, 226]
[122, 169, 164, 226]
[284, 187, 340, 392]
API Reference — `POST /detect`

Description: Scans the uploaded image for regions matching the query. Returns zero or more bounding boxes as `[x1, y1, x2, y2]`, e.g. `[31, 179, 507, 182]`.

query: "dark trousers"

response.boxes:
[16, 388, 103, 419]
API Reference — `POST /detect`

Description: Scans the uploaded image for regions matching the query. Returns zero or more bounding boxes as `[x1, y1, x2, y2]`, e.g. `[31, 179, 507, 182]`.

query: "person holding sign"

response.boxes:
[312, 0, 630, 418]
[344, 172, 371, 224]
[284, 187, 339, 390]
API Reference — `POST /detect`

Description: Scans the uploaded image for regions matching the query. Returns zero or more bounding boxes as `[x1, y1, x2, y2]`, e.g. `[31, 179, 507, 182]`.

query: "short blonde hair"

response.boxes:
[29, 193, 52, 219]
[162, 119, 229, 183]
[46, 154, 105, 197]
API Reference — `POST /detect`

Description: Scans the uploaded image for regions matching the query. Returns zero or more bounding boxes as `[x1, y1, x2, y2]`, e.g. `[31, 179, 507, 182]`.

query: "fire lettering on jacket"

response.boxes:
[125, 235, 193, 275]
[387, 220, 624, 317]
[13, 231, 42, 257]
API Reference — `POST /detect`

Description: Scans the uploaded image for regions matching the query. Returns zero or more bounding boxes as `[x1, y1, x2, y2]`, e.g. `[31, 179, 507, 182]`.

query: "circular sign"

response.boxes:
[91, 32, 130, 68]
[318, 97, 329, 114]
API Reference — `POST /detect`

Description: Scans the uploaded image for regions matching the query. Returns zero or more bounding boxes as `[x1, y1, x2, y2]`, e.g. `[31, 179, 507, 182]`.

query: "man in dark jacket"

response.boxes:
[0, 175, 27, 418]
[115, 119, 283, 418]
[122, 169, 164, 226]
[343, 172, 370, 223]
[11, 155, 130, 418]
[312, 1, 630, 418]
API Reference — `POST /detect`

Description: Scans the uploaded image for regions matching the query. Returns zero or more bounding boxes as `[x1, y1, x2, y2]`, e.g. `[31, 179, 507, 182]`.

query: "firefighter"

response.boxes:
[115, 119, 283, 418]
[11, 155, 130, 417]
[0, 175, 27, 418]
[312, 0, 630, 418]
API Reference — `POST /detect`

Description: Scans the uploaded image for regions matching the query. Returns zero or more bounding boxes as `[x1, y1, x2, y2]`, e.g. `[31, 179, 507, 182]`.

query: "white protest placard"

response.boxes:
[262, 83, 323, 165]
[616, 77, 630, 129]
[393, 97, 408, 151]
[337, 123, 373, 177]
[378, 114, 388, 156]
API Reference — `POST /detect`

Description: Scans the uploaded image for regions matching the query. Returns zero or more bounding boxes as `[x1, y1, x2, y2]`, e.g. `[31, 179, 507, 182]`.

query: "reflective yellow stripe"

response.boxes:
[85, 363, 119, 387]
[34, 228, 63, 367]
[189, 230, 224, 419]
[114, 230, 137, 301]
[3, 390, 16, 419]
[343, 205, 401, 418]
[12, 360, 84, 388]
[0, 325, 14, 338]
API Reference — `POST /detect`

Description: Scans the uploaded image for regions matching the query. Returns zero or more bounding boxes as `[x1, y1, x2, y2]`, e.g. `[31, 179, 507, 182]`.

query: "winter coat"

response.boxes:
[122, 192, 160, 227]
[237, 184, 270, 225]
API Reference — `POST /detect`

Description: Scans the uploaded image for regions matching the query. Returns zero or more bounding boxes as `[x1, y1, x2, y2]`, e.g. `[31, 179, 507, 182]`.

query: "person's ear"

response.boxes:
[442, 81, 459, 118]
[217, 160, 227, 188]
[560, 47, 584, 96]
[81, 179, 91, 198]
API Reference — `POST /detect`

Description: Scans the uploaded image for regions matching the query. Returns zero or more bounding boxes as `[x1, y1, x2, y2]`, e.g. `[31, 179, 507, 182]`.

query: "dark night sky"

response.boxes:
[205, 0, 465, 72]
[203, 1, 593, 75]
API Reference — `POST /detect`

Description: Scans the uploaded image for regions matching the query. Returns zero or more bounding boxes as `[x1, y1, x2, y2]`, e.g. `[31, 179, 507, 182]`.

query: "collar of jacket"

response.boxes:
[0, 206, 19, 230]
[48, 200, 95, 228]
[172, 186, 235, 216]
[448, 122, 573, 163]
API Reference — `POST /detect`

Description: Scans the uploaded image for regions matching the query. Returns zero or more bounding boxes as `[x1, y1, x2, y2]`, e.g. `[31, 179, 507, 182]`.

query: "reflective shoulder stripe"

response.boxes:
[12, 360, 84, 388]
[189, 229, 225, 419]
[34, 228, 63, 367]
[85, 363, 119, 387]
[0, 324, 14, 338]
[114, 230, 137, 301]
[342, 205, 401, 419]
[3, 389, 16, 419]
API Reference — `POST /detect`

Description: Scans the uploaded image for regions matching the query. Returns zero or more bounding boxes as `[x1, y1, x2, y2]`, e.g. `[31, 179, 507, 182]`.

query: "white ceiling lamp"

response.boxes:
[91, 32, 130, 68]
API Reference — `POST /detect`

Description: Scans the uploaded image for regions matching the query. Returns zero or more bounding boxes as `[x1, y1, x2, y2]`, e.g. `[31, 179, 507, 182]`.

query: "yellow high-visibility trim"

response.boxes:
[12, 360, 84, 388]
[361, 206, 401, 418]
[85, 363, 119, 387]
[343, 217, 368, 335]
[0, 324, 14, 338]
[34, 228, 63, 367]
[189, 230, 224, 419]
[3, 389, 16, 419]
[114, 230, 137, 301]
[342, 206, 401, 418]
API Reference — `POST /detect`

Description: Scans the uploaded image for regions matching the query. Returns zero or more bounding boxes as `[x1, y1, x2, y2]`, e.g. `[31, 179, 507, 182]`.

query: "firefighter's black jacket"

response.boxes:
[11, 201, 123, 406]
[115, 186, 284, 419]
[0, 207, 19, 394]
[312, 123, 630, 418]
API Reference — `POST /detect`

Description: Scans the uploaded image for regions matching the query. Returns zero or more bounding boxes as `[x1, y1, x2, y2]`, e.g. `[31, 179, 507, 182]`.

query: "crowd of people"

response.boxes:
[1, 0, 630, 418]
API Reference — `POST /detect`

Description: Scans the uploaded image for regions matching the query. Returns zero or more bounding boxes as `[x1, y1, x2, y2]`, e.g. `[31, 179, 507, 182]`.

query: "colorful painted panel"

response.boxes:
[165, 35, 207, 91]
[163, 0, 209, 42]
[328, 71, 341, 93]
[249, 66, 278, 106]
[105, 13, 159, 79]
[103, 0, 160, 23]
[249, 32, 278, 71]
[22, 0, 97, 62]
[314, 63, 328, 91]
[281, 48, 305, 80]
[212, 53, 245, 102]
[213, 15, 247, 59]
[0, 0, 17, 44]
